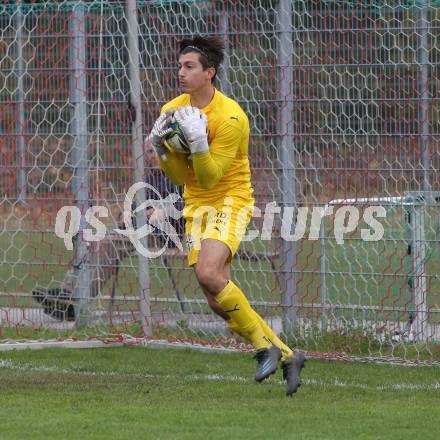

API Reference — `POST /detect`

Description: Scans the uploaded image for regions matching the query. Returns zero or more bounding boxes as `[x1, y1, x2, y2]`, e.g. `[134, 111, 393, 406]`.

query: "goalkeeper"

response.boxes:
[147, 35, 305, 396]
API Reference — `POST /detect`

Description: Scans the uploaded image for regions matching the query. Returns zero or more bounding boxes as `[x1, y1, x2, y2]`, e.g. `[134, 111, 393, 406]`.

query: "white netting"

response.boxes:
[0, 0, 439, 363]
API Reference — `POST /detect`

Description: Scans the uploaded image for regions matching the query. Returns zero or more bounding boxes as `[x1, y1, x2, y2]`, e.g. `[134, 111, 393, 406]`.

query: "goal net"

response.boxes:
[1, 0, 439, 363]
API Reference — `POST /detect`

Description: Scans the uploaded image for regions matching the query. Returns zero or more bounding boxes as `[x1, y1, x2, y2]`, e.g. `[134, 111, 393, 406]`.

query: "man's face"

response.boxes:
[178, 52, 214, 94]
[145, 143, 159, 166]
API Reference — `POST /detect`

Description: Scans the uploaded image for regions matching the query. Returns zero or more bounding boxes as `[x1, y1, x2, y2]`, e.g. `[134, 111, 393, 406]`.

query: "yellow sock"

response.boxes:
[216, 281, 271, 350]
[227, 311, 293, 361]
[226, 319, 248, 339]
[253, 312, 293, 361]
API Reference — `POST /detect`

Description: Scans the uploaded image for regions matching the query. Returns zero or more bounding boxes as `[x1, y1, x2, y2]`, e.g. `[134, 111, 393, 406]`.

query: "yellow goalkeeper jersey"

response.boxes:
[161, 89, 254, 205]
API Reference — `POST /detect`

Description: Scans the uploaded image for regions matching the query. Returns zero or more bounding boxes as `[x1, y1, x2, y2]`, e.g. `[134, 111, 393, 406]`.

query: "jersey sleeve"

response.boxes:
[159, 150, 189, 185]
[191, 122, 243, 189]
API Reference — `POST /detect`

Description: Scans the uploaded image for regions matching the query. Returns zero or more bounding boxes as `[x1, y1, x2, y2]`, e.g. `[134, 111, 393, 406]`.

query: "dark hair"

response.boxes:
[178, 35, 225, 82]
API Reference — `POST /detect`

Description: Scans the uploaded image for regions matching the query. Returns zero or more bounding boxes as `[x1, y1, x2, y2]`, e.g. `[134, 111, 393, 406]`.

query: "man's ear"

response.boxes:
[206, 66, 216, 80]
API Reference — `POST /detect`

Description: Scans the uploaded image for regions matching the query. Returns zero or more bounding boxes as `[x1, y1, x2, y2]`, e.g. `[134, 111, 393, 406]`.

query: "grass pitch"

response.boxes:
[0, 346, 439, 440]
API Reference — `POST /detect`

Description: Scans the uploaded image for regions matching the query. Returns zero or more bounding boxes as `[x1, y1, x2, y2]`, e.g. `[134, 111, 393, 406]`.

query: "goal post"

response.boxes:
[70, 0, 93, 327]
[319, 192, 440, 343]
[405, 192, 440, 341]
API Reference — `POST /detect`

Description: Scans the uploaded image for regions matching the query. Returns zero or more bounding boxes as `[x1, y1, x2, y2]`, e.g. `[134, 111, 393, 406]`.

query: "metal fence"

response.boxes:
[0, 0, 439, 358]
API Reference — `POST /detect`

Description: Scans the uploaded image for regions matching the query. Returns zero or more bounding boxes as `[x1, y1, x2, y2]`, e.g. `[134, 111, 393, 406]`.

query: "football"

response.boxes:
[165, 118, 191, 154]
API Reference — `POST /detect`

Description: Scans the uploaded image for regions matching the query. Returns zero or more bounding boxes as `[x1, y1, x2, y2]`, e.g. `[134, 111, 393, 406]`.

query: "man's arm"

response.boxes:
[146, 108, 189, 185]
[191, 123, 241, 189]
[158, 149, 189, 185]
[174, 106, 242, 190]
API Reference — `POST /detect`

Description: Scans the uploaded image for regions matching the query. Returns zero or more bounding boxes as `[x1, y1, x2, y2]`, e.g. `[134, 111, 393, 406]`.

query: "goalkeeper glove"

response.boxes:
[174, 106, 209, 155]
[147, 109, 174, 160]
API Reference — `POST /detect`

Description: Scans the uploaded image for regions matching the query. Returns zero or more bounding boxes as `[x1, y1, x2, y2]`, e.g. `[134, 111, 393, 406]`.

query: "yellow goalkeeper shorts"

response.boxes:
[183, 195, 254, 266]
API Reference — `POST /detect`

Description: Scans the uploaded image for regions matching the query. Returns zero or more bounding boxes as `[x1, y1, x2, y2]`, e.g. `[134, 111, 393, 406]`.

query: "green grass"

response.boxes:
[0, 346, 439, 440]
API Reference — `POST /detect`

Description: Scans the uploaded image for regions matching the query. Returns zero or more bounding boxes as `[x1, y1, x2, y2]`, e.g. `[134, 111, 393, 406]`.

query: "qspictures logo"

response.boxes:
[55, 182, 184, 259]
[54, 182, 387, 258]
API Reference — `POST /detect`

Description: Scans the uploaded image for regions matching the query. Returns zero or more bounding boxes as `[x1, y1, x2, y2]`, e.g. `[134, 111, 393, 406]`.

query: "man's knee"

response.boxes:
[205, 294, 229, 320]
[194, 263, 215, 289]
[194, 262, 226, 293]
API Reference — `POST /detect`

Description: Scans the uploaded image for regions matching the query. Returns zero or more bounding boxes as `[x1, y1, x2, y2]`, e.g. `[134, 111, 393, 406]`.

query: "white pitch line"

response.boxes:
[1, 359, 439, 391]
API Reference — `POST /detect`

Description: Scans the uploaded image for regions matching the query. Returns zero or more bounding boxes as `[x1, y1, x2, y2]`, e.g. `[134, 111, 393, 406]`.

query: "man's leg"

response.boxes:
[195, 241, 305, 393]
[201, 258, 294, 361]
[227, 303, 306, 395]
[194, 239, 280, 381]
[200, 261, 230, 321]
[227, 311, 294, 361]
[194, 239, 269, 348]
